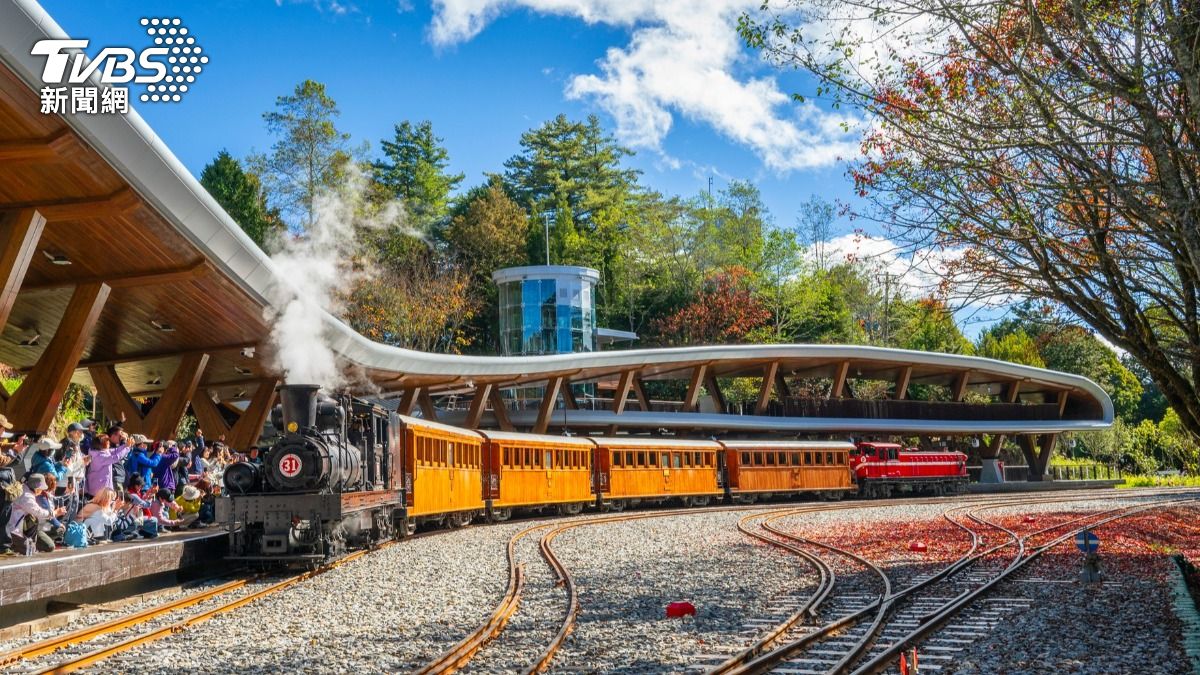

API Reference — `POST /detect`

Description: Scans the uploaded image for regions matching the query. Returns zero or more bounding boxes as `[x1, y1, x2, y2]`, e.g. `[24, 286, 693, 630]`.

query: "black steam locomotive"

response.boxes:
[218, 385, 403, 562]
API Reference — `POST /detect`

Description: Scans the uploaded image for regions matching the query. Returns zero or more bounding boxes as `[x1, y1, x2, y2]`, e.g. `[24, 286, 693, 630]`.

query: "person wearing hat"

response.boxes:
[6, 474, 64, 554]
[78, 419, 96, 454]
[84, 427, 130, 498]
[126, 436, 162, 491]
[27, 438, 65, 485]
[174, 483, 203, 520]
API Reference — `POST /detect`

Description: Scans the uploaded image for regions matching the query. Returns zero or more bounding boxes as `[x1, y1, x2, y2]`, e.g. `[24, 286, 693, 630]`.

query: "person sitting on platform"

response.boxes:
[150, 488, 192, 530]
[175, 484, 206, 527]
[84, 428, 130, 499]
[37, 474, 67, 543]
[75, 488, 117, 542]
[124, 474, 155, 516]
[7, 473, 65, 554]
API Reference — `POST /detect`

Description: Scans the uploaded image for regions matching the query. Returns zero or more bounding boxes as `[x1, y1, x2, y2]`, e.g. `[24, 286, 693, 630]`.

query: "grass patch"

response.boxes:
[1118, 474, 1200, 489]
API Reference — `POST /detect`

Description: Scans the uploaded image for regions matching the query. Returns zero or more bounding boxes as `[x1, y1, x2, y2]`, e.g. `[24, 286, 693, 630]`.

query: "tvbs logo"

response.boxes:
[33, 17, 207, 115]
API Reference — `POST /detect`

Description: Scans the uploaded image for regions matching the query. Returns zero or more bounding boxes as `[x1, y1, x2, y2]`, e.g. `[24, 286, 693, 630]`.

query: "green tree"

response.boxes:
[443, 177, 530, 351]
[694, 181, 771, 274]
[252, 80, 359, 231]
[976, 328, 1045, 368]
[894, 298, 973, 355]
[199, 150, 282, 248]
[372, 120, 464, 228]
[1037, 326, 1143, 423]
[503, 114, 642, 325]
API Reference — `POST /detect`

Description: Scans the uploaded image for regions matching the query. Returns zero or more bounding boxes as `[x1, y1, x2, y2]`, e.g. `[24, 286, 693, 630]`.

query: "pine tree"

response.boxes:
[372, 120, 464, 228]
[199, 150, 282, 249]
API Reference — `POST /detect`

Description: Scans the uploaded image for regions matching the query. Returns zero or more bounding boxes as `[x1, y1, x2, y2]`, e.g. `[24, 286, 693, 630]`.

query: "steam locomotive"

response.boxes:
[219, 384, 968, 563]
[218, 385, 401, 562]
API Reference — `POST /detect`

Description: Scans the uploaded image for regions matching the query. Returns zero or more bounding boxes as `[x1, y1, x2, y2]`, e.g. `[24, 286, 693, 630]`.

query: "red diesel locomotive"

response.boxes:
[850, 442, 969, 498]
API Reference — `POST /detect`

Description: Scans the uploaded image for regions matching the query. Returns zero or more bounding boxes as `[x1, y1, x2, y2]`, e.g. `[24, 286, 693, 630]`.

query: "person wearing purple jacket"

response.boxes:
[84, 427, 130, 499]
[150, 442, 181, 494]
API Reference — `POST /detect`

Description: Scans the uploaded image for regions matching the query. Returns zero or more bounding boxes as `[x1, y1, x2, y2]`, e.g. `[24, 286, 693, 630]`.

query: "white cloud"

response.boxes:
[428, 0, 863, 172]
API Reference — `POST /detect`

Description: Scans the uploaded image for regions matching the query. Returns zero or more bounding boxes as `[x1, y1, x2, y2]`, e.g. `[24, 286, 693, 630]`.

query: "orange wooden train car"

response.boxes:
[591, 436, 724, 508]
[720, 440, 856, 501]
[478, 430, 596, 519]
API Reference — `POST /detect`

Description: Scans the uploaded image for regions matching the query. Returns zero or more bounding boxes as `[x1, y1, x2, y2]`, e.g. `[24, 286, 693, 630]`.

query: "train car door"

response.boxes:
[545, 448, 555, 491]
[482, 441, 501, 500]
[723, 448, 739, 490]
[593, 447, 610, 495]
[662, 451, 672, 492]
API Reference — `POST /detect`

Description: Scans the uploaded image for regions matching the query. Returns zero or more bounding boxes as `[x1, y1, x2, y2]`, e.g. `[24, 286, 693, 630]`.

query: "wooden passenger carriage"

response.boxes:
[720, 440, 855, 500]
[591, 436, 724, 507]
[396, 415, 485, 526]
[478, 430, 596, 518]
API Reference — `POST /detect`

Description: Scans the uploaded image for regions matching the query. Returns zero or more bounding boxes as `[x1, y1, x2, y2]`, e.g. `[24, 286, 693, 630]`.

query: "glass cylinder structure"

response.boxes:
[492, 265, 600, 356]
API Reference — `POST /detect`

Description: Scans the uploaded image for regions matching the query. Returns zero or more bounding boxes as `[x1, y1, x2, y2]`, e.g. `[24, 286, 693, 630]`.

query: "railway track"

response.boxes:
[0, 542, 396, 674]
[706, 490, 1200, 675]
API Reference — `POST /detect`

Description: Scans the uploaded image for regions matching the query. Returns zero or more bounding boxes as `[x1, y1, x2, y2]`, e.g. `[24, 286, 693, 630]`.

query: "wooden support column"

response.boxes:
[418, 390, 438, 421]
[755, 361, 779, 415]
[829, 361, 850, 399]
[1016, 434, 1055, 481]
[533, 376, 564, 434]
[396, 387, 420, 416]
[228, 380, 279, 450]
[894, 366, 912, 401]
[1004, 381, 1022, 403]
[981, 434, 1004, 459]
[612, 371, 635, 414]
[4, 282, 109, 432]
[190, 379, 278, 450]
[774, 370, 791, 399]
[0, 208, 47, 331]
[632, 377, 650, 411]
[488, 386, 514, 432]
[561, 381, 579, 410]
[464, 383, 492, 430]
[952, 371, 971, 402]
[89, 353, 210, 439]
[703, 371, 726, 413]
[1057, 391, 1070, 417]
[682, 365, 707, 412]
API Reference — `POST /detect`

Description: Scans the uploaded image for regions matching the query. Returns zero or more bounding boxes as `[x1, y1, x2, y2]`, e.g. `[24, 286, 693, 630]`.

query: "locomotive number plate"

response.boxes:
[279, 453, 303, 478]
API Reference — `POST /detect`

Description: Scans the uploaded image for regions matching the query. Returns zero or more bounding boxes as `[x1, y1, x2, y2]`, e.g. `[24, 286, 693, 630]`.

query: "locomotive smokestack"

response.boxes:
[278, 384, 320, 432]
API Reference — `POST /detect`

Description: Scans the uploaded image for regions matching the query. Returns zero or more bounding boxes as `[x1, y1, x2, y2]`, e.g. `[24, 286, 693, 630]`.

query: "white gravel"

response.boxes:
[87, 522, 526, 674]
[543, 509, 819, 673]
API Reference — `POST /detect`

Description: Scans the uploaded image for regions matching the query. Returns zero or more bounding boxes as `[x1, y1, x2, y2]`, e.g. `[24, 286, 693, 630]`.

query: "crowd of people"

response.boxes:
[0, 414, 257, 556]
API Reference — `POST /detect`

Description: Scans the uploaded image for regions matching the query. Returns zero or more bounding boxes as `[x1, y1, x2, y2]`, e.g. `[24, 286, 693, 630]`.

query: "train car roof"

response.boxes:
[586, 436, 724, 450]
[395, 414, 486, 440]
[474, 429, 597, 447]
[718, 440, 857, 450]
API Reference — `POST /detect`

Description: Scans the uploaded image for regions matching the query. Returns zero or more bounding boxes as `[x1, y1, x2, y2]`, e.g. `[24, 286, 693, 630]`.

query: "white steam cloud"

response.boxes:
[262, 171, 408, 388]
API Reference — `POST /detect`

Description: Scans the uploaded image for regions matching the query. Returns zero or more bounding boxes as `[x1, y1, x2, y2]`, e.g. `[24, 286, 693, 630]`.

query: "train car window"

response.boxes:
[661, 452, 670, 468]
[741, 452, 751, 465]
[545, 450, 554, 468]
[503, 448, 511, 466]
[791, 452, 801, 466]
[888, 448, 899, 461]
[826, 452, 835, 465]
[673, 453, 682, 469]
[804, 452, 813, 465]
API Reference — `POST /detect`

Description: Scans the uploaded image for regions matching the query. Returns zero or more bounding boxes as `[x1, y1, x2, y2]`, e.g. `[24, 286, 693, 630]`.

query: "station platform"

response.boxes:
[0, 530, 226, 625]
[967, 479, 1123, 493]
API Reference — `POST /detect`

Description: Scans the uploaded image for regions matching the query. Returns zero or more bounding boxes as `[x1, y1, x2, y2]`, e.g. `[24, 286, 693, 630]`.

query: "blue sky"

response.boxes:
[38, 0, 861, 234]
[37, 1, 1011, 335]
